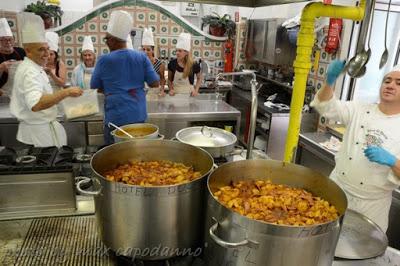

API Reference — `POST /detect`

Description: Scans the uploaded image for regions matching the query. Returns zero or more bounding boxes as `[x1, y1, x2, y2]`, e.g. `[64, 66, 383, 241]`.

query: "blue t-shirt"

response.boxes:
[91, 49, 159, 125]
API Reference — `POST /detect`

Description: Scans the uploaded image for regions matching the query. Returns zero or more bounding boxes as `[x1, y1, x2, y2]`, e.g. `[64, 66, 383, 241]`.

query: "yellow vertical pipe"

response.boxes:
[283, 0, 367, 162]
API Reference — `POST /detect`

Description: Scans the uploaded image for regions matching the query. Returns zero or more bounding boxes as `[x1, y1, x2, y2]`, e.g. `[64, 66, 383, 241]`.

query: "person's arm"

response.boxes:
[46, 61, 67, 87]
[143, 55, 159, 88]
[393, 160, 400, 178]
[158, 63, 166, 96]
[310, 60, 355, 125]
[168, 70, 175, 96]
[90, 57, 104, 91]
[167, 60, 175, 96]
[364, 146, 400, 179]
[317, 60, 345, 102]
[31, 87, 83, 112]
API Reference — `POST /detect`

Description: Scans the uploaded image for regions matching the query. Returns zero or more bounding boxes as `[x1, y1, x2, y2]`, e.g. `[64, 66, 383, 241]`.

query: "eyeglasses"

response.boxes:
[0, 38, 13, 43]
[142, 47, 152, 52]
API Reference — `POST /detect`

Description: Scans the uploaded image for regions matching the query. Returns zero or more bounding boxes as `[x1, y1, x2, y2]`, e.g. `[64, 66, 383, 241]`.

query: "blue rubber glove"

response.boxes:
[364, 146, 397, 167]
[326, 60, 346, 86]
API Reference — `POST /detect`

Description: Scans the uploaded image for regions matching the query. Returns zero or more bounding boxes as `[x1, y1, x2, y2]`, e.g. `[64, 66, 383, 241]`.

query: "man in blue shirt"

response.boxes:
[91, 11, 159, 144]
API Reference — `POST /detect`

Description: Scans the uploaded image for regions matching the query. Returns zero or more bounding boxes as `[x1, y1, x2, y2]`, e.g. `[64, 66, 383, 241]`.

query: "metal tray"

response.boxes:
[335, 209, 388, 259]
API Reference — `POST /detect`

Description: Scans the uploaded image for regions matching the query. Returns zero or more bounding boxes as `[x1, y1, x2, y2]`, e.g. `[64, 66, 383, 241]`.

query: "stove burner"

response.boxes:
[0, 145, 75, 174]
[15, 155, 36, 164]
[76, 154, 92, 162]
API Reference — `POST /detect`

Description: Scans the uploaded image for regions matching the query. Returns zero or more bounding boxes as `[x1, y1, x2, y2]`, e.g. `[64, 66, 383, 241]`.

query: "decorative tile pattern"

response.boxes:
[1, 1, 227, 81]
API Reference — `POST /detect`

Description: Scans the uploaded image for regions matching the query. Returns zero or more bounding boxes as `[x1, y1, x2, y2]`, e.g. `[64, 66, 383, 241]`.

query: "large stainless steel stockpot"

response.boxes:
[203, 159, 348, 266]
[77, 140, 214, 259]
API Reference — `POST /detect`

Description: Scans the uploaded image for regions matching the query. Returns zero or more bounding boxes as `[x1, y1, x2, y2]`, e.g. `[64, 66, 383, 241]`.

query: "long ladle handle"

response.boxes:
[384, 0, 391, 50]
[366, 0, 376, 50]
[108, 122, 133, 138]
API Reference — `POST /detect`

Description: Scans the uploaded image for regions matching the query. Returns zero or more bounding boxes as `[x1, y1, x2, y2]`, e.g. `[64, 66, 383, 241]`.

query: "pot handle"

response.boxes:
[76, 176, 102, 196]
[201, 126, 213, 138]
[227, 145, 244, 156]
[209, 221, 259, 249]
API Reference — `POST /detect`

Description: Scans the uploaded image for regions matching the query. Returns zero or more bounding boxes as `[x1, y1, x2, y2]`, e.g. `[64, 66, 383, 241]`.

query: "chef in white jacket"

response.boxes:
[311, 60, 400, 232]
[10, 13, 83, 147]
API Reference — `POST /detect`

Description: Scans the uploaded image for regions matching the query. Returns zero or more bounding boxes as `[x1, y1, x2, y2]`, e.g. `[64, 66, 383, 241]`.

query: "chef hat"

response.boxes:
[19, 12, 46, 44]
[107, 10, 132, 41]
[126, 34, 134, 50]
[389, 65, 400, 73]
[142, 28, 154, 46]
[45, 31, 59, 52]
[0, 18, 12, 37]
[82, 35, 94, 52]
[176, 32, 191, 52]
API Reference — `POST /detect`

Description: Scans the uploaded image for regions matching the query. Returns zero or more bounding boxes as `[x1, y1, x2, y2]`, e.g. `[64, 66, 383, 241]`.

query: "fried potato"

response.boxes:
[214, 180, 339, 226]
[104, 160, 201, 186]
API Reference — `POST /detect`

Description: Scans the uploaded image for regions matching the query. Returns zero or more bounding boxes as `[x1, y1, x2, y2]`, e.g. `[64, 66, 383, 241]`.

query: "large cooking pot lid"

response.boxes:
[335, 209, 388, 259]
[176, 126, 236, 147]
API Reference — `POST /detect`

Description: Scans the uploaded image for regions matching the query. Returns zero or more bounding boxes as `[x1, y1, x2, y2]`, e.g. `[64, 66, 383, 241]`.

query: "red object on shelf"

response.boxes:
[235, 11, 239, 22]
[323, 0, 332, 4]
[325, 18, 343, 54]
[224, 39, 234, 72]
[209, 25, 226, 37]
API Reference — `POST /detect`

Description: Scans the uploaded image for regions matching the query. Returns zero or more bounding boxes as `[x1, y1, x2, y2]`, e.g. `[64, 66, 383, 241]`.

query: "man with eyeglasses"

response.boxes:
[91, 11, 159, 145]
[10, 13, 82, 148]
[0, 18, 26, 94]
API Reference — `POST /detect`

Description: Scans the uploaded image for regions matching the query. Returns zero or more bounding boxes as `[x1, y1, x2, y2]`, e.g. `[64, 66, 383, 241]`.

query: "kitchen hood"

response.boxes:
[158, 0, 310, 8]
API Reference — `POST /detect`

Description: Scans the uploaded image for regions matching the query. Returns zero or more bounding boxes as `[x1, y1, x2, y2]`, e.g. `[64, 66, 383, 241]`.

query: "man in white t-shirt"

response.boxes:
[310, 60, 400, 232]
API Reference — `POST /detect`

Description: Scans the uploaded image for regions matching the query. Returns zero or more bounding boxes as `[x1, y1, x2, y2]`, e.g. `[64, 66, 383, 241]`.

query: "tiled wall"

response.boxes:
[0, 11, 20, 44]
[58, 2, 227, 79]
[1, 0, 226, 80]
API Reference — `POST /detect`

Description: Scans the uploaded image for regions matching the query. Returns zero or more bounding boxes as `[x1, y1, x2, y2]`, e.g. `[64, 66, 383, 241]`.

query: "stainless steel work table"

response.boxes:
[0, 93, 241, 145]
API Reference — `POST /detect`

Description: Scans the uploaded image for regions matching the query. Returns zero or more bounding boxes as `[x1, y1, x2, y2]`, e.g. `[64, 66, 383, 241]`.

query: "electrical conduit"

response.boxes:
[283, 0, 367, 162]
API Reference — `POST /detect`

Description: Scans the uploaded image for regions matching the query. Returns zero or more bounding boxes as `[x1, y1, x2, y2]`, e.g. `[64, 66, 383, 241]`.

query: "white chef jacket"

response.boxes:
[311, 93, 400, 231]
[10, 57, 67, 147]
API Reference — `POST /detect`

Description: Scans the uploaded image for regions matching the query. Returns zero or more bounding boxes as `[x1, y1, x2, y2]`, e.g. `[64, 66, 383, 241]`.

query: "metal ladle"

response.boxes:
[346, 0, 375, 77]
[108, 122, 133, 139]
[379, 0, 391, 69]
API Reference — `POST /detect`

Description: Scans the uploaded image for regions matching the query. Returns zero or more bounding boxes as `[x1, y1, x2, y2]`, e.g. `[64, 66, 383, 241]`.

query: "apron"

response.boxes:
[173, 71, 192, 94]
[17, 120, 67, 148]
[331, 172, 392, 232]
[103, 88, 147, 145]
[83, 71, 92, 90]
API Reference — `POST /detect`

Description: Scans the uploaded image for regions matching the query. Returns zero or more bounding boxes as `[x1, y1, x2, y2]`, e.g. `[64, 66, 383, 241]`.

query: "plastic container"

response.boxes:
[61, 89, 99, 120]
[2, 60, 21, 97]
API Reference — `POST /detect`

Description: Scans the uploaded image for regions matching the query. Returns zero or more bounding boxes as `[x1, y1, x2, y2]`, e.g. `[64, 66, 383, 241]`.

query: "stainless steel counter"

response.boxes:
[0, 93, 241, 146]
[296, 132, 336, 177]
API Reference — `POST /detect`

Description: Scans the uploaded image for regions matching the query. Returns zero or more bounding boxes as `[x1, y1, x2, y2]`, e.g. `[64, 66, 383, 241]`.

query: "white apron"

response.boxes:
[331, 172, 392, 232]
[17, 120, 67, 148]
[173, 71, 192, 94]
[10, 57, 67, 148]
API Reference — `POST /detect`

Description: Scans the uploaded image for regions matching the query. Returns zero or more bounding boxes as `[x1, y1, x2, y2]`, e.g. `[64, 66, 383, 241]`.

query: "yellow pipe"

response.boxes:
[283, 0, 367, 162]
